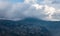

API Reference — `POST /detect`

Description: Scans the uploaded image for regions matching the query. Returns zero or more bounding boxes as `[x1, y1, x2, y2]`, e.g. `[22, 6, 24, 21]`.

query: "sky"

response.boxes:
[0, 0, 60, 21]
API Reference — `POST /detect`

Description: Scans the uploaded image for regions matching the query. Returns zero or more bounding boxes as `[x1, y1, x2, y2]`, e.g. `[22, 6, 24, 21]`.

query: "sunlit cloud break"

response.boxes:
[0, 0, 60, 21]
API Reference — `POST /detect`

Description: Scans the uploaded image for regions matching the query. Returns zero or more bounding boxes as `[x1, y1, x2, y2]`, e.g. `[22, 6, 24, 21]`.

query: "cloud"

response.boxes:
[52, 0, 60, 4]
[0, 0, 60, 21]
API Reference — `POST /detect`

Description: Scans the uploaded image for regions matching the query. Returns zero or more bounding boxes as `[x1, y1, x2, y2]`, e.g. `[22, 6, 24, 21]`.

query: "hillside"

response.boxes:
[0, 18, 60, 36]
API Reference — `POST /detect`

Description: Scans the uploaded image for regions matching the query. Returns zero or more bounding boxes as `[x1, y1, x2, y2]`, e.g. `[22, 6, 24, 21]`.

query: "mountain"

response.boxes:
[0, 18, 60, 36]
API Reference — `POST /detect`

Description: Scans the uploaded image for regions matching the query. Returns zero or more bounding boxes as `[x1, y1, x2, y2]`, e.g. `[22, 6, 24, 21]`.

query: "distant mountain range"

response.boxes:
[0, 18, 60, 36]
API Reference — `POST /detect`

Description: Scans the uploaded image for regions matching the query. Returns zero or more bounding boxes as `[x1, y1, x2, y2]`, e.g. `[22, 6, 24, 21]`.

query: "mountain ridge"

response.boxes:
[0, 18, 60, 36]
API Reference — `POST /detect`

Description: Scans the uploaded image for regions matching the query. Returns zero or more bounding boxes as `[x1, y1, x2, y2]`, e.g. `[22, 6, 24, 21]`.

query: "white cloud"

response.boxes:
[0, 0, 60, 21]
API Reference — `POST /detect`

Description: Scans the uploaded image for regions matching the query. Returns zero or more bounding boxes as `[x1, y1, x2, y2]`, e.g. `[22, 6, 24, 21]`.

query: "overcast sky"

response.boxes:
[0, 0, 60, 21]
